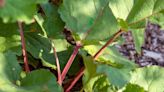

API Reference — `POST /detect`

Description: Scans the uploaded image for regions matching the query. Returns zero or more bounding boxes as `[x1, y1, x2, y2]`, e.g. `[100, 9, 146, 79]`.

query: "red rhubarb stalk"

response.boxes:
[18, 22, 30, 73]
[65, 30, 123, 91]
[65, 67, 85, 92]
[61, 43, 81, 81]
[53, 47, 62, 85]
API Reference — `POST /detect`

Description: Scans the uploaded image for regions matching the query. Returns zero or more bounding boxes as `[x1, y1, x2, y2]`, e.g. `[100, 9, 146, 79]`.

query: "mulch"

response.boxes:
[117, 22, 164, 67]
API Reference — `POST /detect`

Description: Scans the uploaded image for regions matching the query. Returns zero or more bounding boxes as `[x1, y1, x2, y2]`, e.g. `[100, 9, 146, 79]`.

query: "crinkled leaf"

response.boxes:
[0, 0, 48, 23]
[130, 66, 164, 92]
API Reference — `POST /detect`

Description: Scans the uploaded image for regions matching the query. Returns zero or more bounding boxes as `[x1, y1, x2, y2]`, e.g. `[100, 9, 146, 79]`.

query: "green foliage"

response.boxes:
[123, 83, 145, 92]
[21, 69, 63, 92]
[41, 3, 65, 38]
[130, 66, 164, 92]
[59, 0, 119, 41]
[0, 20, 21, 54]
[0, 0, 48, 23]
[0, 52, 62, 92]
[0, 0, 164, 92]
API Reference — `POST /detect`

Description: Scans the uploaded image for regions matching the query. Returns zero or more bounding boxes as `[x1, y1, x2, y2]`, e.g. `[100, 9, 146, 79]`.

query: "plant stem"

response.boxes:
[93, 30, 123, 59]
[18, 22, 30, 73]
[65, 30, 123, 91]
[53, 47, 62, 85]
[61, 44, 81, 81]
[65, 67, 85, 92]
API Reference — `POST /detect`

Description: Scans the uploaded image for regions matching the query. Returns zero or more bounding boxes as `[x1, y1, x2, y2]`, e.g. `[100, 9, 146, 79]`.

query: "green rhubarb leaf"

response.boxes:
[0, 52, 63, 92]
[109, 0, 133, 20]
[82, 56, 110, 92]
[41, 3, 65, 38]
[97, 64, 133, 88]
[130, 66, 164, 92]
[108, 0, 164, 29]
[21, 69, 63, 92]
[84, 45, 136, 88]
[24, 30, 76, 71]
[149, 12, 164, 29]
[0, 51, 25, 92]
[24, 32, 57, 69]
[59, 0, 119, 41]
[82, 56, 98, 92]
[0, 52, 21, 85]
[126, 0, 164, 26]
[0, 0, 48, 23]
[108, 0, 163, 55]
[0, 20, 21, 55]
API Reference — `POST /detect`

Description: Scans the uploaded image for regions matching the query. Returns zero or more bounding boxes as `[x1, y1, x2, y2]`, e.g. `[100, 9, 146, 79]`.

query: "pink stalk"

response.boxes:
[65, 67, 85, 92]
[65, 30, 123, 91]
[18, 22, 30, 73]
[61, 44, 81, 81]
[53, 47, 62, 85]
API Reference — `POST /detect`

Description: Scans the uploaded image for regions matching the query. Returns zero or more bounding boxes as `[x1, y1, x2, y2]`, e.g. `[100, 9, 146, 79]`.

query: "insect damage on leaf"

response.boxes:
[63, 29, 76, 45]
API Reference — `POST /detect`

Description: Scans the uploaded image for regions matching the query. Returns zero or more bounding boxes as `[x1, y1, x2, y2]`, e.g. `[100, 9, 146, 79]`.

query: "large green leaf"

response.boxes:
[0, 52, 25, 92]
[108, 0, 163, 55]
[126, 0, 164, 26]
[0, 0, 48, 23]
[24, 31, 76, 71]
[59, 0, 119, 41]
[149, 12, 164, 29]
[83, 45, 136, 88]
[24, 32, 57, 69]
[0, 52, 21, 85]
[82, 56, 98, 92]
[109, 0, 133, 20]
[21, 69, 63, 92]
[84, 45, 136, 88]
[0, 52, 63, 92]
[41, 3, 65, 38]
[130, 66, 164, 92]
[97, 64, 133, 88]
[0, 20, 21, 55]
[82, 55, 111, 92]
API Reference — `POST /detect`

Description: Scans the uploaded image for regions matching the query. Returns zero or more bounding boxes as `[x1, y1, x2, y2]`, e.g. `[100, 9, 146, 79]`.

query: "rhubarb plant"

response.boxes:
[0, 0, 164, 92]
